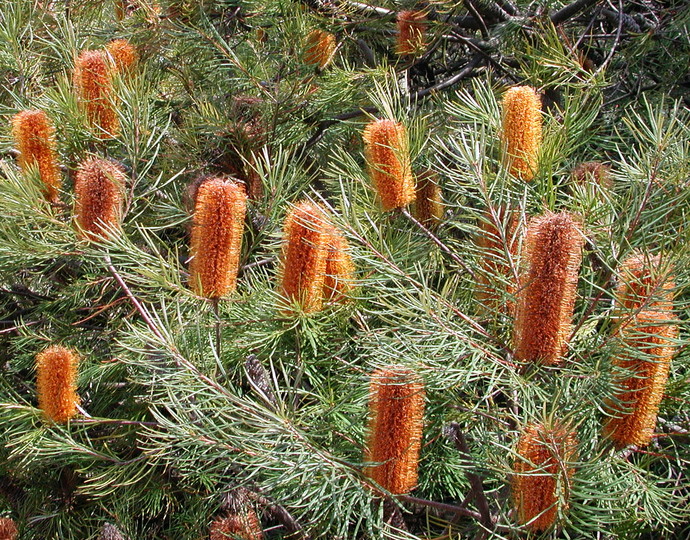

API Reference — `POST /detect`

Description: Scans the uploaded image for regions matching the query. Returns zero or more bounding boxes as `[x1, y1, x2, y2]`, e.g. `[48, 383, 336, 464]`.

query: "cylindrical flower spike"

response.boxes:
[74, 49, 119, 139]
[11, 109, 62, 203]
[603, 310, 678, 448]
[209, 511, 264, 540]
[363, 119, 415, 211]
[106, 39, 138, 73]
[512, 422, 577, 532]
[513, 212, 584, 365]
[279, 201, 331, 314]
[396, 10, 427, 56]
[616, 253, 674, 313]
[74, 157, 126, 241]
[501, 86, 542, 181]
[364, 366, 425, 495]
[323, 227, 355, 302]
[188, 177, 247, 299]
[304, 29, 336, 69]
[36, 345, 80, 424]
[413, 169, 443, 228]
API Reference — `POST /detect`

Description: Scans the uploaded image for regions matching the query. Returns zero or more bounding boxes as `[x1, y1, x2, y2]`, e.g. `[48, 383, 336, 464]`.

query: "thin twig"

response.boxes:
[398, 494, 483, 520]
[551, 0, 601, 25]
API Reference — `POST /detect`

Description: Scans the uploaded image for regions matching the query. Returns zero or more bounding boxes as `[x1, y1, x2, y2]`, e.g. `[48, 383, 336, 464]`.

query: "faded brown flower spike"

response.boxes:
[396, 10, 427, 56]
[106, 39, 138, 73]
[323, 226, 355, 302]
[363, 119, 415, 211]
[36, 345, 80, 424]
[513, 212, 584, 365]
[11, 109, 62, 203]
[188, 177, 247, 299]
[74, 49, 119, 138]
[74, 157, 126, 241]
[413, 169, 443, 228]
[364, 366, 425, 495]
[501, 86, 542, 181]
[209, 511, 263, 540]
[304, 29, 336, 69]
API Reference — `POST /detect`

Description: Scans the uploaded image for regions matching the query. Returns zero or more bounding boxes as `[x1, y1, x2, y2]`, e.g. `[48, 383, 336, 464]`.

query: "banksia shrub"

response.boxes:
[304, 29, 336, 69]
[512, 422, 578, 532]
[413, 169, 443, 227]
[11, 109, 61, 203]
[501, 86, 542, 181]
[35, 345, 80, 424]
[279, 201, 331, 313]
[188, 177, 247, 299]
[364, 366, 425, 495]
[74, 49, 119, 138]
[513, 212, 584, 365]
[363, 119, 415, 211]
[74, 157, 126, 241]
[616, 253, 674, 313]
[106, 39, 138, 73]
[323, 227, 355, 302]
[209, 511, 264, 540]
[396, 10, 427, 56]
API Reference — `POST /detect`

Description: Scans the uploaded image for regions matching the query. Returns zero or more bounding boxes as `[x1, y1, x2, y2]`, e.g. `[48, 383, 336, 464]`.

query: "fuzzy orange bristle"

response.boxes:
[106, 39, 138, 73]
[304, 29, 337, 69]
[363, 119, 415, 211]
[513, 212, 584, 365]
[0, 517, 18, 540]
[512, 422, 577, 532]
[616, 253, 674, 313]
[396, 10, 427, 56]
[188, 177, 247, 299]
[36, 345, 80, 424]
[364, 366, 425, 495]
[413, 169, 443, 227]
[501, 86, 542, 181]
[74, 158, 126, 241]
[74, 49, 119, 139]
[323, 227, 355, 302]
[209, 511, 264, 540]
[11, 109, 62, 203]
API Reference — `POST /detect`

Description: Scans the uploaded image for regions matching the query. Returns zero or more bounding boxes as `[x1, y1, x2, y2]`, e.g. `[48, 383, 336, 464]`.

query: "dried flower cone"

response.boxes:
[74, 158, 126, 241]
[363, 119, 415, 211]
[99, 523, 127, 540]
[36, 345, 80, 424]
[513, 212, 584, 365]
[323, 227, 355, 302]
[106, 39, 138, 73]
[304, 29, 336, 69]
[616, 253, 674, 313]
[209, 511, 263, 540]
[604, 311, 678, 448]
[512, 422, 577, 532]
[396, 10, 427, 56]
[501, 86, 542, 181]
[364, 366, 425, 495]
[188, 177, 247, 299]
[572, 161, 612, 189]
[279, 201, 330, 313]
[74, 49, 119, 139]
[11, 109, 62, 203]
[413, 170, 443, 228]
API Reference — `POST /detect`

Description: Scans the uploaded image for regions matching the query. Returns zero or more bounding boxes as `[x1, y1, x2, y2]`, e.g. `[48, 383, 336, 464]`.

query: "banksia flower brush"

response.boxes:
[396, 10, 427, 56]
[572, 161, 612, 189]
[616, 253, 674, 313]
[11, 109, 61, 203]
[106, 39, 138, 73]
[513, 212, 584, 365]
[501, 86, 542, 181]
[0, 517, 18, 540]
[363, 119, 415, 211]
[304, 29, 336, 69]
[188, 177, 247, 299]
[209, 511, 263, 540]
[36, 345, 80, 424]
[512, 422, 577, 532]
[279, 201, 331, 313]
[413, 169, 443, 227]
[364, 366, 425, 495]
[74, 158, 126, 241]
[74, 49, 119, 138]
[323, 227, 355, 302]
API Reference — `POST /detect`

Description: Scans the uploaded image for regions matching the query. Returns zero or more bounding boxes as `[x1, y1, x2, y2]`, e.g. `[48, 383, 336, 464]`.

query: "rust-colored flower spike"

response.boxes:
[74, 158, 126, 241]
[209, 511, 264, 540]
[396, 10, 427, 56]
[616, 253, 674, 313]
[413, 169, 443, 228]
[188, 177, 247, 299]
[74, 49, 119, 139]
[512, 422, 578, 532]
[279, 201, 331, 314]
[364, 366, 425, 495]
[572, 161, 612, 189]
[304, 29, 337, 69]
[106, 39, 138, 73]
[323, 226, 355, 302]
[36, 345, 80, 424]
[11, 109, 62, 203]
[363, 119, 415, 211]
[513, 212, 584, 365]
[0, 517, 18, 540]
[501, 86, 542, 181]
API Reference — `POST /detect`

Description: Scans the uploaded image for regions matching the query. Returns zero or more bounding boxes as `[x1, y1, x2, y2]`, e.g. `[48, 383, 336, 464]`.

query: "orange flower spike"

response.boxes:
[604, 311, 678, 448]
[36, 345, 80, 424]
[188, 178, 247, 299]
[11, 109, 62, 203]
[501, 86, 542, 181]
[209, 511, 264, 540]
[363, 119, 415, 211]
[513, 212, 584, 365]
[0, 517, 18, 540]
[74, 49, 119, 139]
[74, 158, 126, 241]
[396, 10, 427, 56]
[413, 169, 443, 228]
[106, 39, 138, 73]
[364, 366, 425, 495]
[616, 253, 674, 313]
[279, 201, 330, 313]
[323, 227, 355, 302]
[304, 29, 336, 69]
[512, 422, 578, 532]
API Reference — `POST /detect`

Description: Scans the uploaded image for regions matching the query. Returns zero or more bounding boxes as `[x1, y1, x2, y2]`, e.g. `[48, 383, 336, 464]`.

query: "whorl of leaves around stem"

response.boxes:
[11, 109, 61, 203]
[396, 10, 427, 56]
[106, 39, 138, 73]
[363, 119, 415, 211]
[74, 157, 126, 241]
[512, 422, 577, 532]
[364, 366, 425, 495]
[188, 177, 247, 299]
[501, 86, 542, 181]
[36, 345, 80, 424]
[413, 169, 443, 227]
[304, 29, 336, 69]
[513, 212, 584, 365]
[74, 49, 119, 138]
